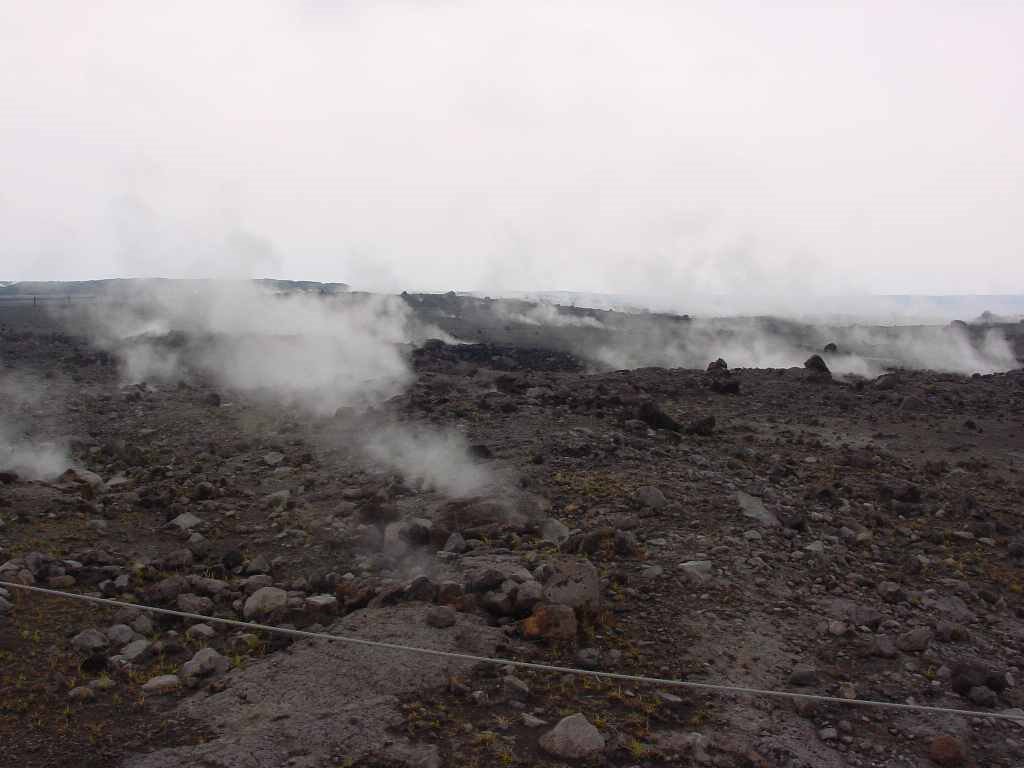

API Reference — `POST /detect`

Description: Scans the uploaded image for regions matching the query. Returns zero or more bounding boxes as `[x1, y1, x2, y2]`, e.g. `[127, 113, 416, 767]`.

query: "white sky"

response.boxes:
[1, 1, 1022, 300]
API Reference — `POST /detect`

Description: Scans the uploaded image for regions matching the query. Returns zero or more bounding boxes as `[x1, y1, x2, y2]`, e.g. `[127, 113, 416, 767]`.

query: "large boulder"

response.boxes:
[542, 558, 600, 610]
[539, 713, 605, 759]
[243, 586, 288, 620]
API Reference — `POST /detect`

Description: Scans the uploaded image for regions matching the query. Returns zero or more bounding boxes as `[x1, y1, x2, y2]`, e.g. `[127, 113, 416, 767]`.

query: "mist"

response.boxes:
[591, 316, 1018, 378]
[2, 2, 1023, 304]
[0, 370, 69, 480]
[363, 425, 493, 500]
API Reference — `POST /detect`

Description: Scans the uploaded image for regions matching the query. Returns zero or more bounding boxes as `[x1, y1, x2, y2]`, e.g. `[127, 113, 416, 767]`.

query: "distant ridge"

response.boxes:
[0, 278, 350, 297]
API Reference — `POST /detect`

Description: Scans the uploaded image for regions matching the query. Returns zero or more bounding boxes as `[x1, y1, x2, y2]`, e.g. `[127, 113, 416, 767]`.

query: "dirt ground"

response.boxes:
[2, 295, 1024, 768]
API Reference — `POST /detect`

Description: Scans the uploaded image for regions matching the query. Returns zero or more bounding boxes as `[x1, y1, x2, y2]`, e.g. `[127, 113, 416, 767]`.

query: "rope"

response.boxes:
[3, 579, 1023, 723]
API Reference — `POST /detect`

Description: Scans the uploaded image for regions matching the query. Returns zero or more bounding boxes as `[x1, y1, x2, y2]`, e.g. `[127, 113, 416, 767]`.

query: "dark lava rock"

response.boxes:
[685, 415, 715, 436]
[635, 401, 680, 432]
[710, 377, 741, 395]
[950, 660, 1006, 697]
[804, 354, 831, 375]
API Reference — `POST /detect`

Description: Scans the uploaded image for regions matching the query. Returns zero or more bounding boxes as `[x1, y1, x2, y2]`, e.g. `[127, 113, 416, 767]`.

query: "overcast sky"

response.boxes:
[1, 1, 1021, 300]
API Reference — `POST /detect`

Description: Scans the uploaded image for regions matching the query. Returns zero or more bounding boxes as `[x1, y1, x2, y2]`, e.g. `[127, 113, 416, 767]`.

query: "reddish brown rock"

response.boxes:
[929, 735, 966, 767]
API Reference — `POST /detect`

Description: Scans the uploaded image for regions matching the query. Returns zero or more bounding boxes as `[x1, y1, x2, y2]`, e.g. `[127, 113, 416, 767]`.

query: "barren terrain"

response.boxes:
[2, 285, 1024, 768]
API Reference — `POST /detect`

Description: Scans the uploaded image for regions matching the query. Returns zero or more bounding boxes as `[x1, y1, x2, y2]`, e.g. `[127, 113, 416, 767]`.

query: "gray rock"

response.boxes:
[141, 674, 180, 694]
[263, 451, 285, 467]
[68, 686, 95, 701]
[243, 574, 274, 594]
[167, 512, 202, 532]
[181, 647, 230, 681]
[185, 624, 216, 641]
[443, 532, 467, 554]
[877, 581, 905, 603]
[122, 639, 152, 662]
[896, 627, 932, 653]
[576, 647, 602, 670]
[72, 628, 109, 653]
[679, 560, 713, 584]
[132, 614, 153, 638]
[871, 635, 899, 659]
[105, 624, 138, 646]
[503, 675, 530, 700]
[968, 685, 997, 707]
[542, 558, 600, 610]
[789, 665, 818, 686]
[635, 486, 667, 510]
[177, 593, 214, 615]
[539, 713, 605, 759]
[243, 586, 288, 620]
[736, 491, 780, 526]
[244, 555, 271, 575]
[425, 606, 456, 629]
[513, 580, 543, 615]
[188, 533, 211, 557]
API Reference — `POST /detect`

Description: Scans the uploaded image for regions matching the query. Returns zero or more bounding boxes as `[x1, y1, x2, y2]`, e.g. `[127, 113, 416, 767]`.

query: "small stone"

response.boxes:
[263, 451, 285, 466]
[929, 735, 966, 766]
[679, 560, 713, 584]
[243, 586, 288, 620]
[521, 604, 577, 640]
[877, 581, 905, 603]
[180, 647, 230, 681]
[122, 639, 152, 662]
[141, 674, 180, 694]
[896, 627, 932, 653]
[513, 580, 543, 615]
[522, 713, 548, 728]
[542, 558, 600, 610]
[68, 686, 95, 701]
[503, 675, 530, 700]
[185, 624, 216, 641]
[871, 635, 899, 659]
[818, 727, 838, 741]
[443, 532, 468, 554]
[575, 647, 602, 670]
[71, 628, 109, 654]
[539, 713, 605, 759]
[177, 593, 214, 615]
[635, 486, 667, 510]
[168, 512, 203, 532]
[105, 624, 137, 646]
[426, 606, 457, 629]
[789, 665, 818, 687]
[967, 685, 997, 707]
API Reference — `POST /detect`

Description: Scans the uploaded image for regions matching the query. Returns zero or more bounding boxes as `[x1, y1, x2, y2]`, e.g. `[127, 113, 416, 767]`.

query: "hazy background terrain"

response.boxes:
[2, 1, 1022, 314]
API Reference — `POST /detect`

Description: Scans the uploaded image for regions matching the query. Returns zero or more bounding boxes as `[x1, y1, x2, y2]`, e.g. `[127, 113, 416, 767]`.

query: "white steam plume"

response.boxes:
[0, 370, 70, 480]
[363, 425, 493, 500]
[592, 317, 1018, 377]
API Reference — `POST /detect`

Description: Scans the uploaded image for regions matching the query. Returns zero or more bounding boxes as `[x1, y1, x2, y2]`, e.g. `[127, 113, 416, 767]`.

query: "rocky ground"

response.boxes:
[2, 296, 1024, 768]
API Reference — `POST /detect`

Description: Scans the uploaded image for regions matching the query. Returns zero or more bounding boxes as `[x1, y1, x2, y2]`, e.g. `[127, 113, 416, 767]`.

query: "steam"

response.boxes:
[493, 302, 606, 329]
[0, 424, 67, 480]
[363, 425, 493, 499]
[591, 316, 1018, 377]
[0, 371, 69, 480]
[76, 281, 428, 415]
[73, 280, 492, 499]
